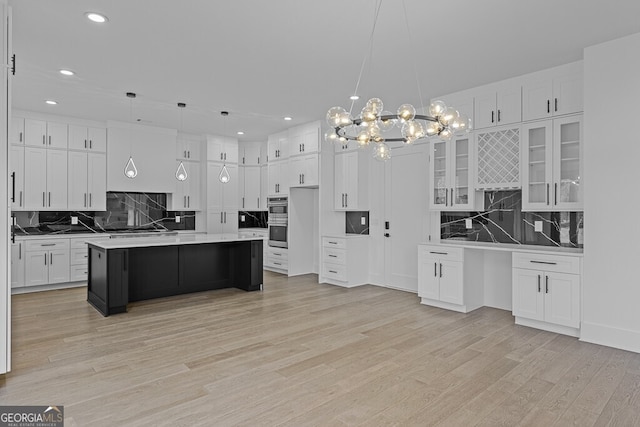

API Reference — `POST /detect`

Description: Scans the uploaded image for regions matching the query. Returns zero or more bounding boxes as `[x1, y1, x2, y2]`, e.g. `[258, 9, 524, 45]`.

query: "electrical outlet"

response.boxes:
[534, 220, 543, 232]
[361, 216, 366, 226]
[175, 215, 181, 223]
[71, 216, 78, 225]
[240, 215, 246, 222]
[465, 218, 472, 229]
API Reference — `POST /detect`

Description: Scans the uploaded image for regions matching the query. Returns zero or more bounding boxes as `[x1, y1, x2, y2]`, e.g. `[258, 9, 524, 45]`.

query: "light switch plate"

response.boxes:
[71, 216, 78, 225]
[534, 220, 543, 232]
[361, 216, 366, 225]
[175, 215, 181, 223]
[465, 218, 472, 229]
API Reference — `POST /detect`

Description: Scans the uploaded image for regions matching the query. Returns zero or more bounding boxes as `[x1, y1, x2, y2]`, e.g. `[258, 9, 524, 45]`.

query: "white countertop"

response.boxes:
[422, 239, 583, 255]
[323, 234, 370, 239]
[86, 233, 262, 250]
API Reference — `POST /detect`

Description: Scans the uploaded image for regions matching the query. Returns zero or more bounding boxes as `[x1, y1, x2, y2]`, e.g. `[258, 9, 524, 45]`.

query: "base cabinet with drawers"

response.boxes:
[320, 236, 369, 287]
[70, 237, 90, 282]
[24, 239, 70, 286]
[512, 252, 581, 336]
[265, 246, 288, 272]
[417, 244, 484, 313]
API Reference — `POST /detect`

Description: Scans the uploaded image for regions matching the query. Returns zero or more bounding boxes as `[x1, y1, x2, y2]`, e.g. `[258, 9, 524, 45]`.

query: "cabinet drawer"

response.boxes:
[418, 245, 463, 262]
[512, 252, 580, 274]
[323, 262, 346, 282]
[70, 238, 91, 250]
[70, 264, 88, 282]
[266, 257, 288, 269]
[70, 247, 89, 265]
[322, 237, 346, 249]
[25, 238, 70, 251]
[323, 247, 346, 265]
[267, 248, 288, 261]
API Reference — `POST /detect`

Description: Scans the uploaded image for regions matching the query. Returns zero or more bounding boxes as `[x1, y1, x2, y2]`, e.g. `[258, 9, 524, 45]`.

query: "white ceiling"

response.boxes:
[9, 0, 640, 141]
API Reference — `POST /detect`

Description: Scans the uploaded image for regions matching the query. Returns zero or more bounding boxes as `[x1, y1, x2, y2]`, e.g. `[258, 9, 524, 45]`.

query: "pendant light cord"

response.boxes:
[402, 0, 425, 112]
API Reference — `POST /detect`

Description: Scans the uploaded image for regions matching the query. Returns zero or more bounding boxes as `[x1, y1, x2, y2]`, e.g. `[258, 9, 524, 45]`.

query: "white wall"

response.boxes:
[582, 32, 640, 353]
[1, 0, 10, 374]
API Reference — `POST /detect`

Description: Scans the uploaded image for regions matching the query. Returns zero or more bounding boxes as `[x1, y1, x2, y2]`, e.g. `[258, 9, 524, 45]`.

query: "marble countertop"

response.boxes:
[323, 234, 370, 239]
[422, 239, 583, 255]
[85, 233, 262, 250]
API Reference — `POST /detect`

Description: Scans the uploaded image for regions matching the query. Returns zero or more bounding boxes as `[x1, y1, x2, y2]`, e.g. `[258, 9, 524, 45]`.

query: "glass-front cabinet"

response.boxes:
[430, 135, 476, 211]
[522, 115, 583, 211]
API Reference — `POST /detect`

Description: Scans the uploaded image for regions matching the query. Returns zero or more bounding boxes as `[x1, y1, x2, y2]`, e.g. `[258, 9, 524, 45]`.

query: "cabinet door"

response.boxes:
[11, 242, 25, 288]
[223, 211, 238, 234]
[244, 166, 261, 210]
[224, 140, 239, 164]
[178, 139, 201, 161]
[544, 272, 580, 328]
[87, 127, 107, 152]
[25, 250, 48, 286]
[46, 121, 68, 149]
[473, 91, 496, 129]
[496, 85, 522, 126]
[522, 78, 553, 121]
[302, 154, 318, 186]
[430, 141, 449, 209]
[418, 257, 439, 300]
[207, 136, 225, 162]
[334, 153, 346, 209]
[268, 162, 281, 196]
[521, 121, 553, 211]
[222, 164, 239, 209]
[512, 268, 545, 322]
[10, 145, 25, 209]
[289, 156, 304, 187]
[277, 134, 289, 160]
[88, 152, 107, 210]
[243, 144, 261, 165]
[68, 125, 88, 151]
[553, 73, 583, 117]
[439, 260, 463, 305]
[48, 249, 70, 284]
[207, 211, 224, 234]
[302, 126, 319, 153]
[552, 116, 582, 210]
[238, 165, 246, 209]
[267, 134, 279, 161]
[24, 119, 47, 147]
[343, 152, 358, 210]
[451, 136, 472, 209]
[207, 162, 223, 210]
[185, 161, 200, 210]
[24, 147, 47, 209]
[172, 169, 187, 210]
[68, 151, 89, 210]
[260, 165, 268, 210]
[46, 149, 68, 210]
[11, 116, 24, 144]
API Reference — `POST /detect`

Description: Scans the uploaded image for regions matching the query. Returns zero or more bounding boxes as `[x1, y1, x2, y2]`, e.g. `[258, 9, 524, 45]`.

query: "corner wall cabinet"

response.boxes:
[521, 115, 583, 211]
[512, 252, 581, 336]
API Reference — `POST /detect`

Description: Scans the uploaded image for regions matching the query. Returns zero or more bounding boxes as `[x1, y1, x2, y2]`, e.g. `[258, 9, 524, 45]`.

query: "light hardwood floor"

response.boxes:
[2, 271, 639, 426]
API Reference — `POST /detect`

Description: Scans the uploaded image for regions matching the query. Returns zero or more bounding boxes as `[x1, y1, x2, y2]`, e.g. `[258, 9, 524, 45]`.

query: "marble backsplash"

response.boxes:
[441, 190, 583, 248]
[346, 211, 369, 235]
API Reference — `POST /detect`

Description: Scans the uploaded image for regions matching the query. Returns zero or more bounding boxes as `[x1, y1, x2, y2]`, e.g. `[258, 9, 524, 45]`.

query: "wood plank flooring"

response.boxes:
[2, 271, 639, 426]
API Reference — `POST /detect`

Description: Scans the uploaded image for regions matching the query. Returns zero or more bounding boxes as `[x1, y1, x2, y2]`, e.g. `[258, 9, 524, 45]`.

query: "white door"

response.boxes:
[384, 144, 429, 292]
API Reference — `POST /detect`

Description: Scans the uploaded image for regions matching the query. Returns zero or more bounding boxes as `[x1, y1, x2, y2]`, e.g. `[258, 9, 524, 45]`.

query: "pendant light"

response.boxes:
[124, 92, 138, 179]
[175, 102, 188, 181]
[219, 111, 230, 184]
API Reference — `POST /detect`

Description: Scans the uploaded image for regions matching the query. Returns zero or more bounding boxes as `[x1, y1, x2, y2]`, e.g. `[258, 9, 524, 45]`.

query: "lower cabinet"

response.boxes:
[320, 236, 369, 287]
[238, 229, 268, 267]
[70, 237, 90, 282]
[417, 244, 483, 313]
[24, 239, 70, 286]
[512, 252, 581, 336]
[265, 246, 288, 272]
[11, 241, 25, 288]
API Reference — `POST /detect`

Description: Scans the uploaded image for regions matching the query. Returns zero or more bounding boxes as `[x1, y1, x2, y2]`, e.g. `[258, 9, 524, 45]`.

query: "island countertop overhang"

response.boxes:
[85, 233, 263, 250]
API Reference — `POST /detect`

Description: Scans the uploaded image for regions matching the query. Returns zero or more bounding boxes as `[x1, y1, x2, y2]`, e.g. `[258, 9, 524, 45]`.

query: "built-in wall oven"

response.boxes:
[267, 196, 288, 248]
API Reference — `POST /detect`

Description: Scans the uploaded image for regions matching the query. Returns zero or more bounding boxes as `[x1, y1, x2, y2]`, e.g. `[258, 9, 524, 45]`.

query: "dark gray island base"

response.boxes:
[86, 235, 263, 316]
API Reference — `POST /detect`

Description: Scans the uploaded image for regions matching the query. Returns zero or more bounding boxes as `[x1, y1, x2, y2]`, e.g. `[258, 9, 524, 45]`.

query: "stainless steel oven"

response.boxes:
[267, 197, 288, 248]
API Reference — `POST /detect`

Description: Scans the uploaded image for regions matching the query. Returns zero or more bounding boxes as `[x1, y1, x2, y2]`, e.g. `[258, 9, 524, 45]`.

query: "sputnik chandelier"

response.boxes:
[323, 0, 471, 161]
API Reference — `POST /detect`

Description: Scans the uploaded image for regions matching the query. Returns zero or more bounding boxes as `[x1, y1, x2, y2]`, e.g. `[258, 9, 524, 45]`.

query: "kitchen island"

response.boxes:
[86, 234, 263, 316]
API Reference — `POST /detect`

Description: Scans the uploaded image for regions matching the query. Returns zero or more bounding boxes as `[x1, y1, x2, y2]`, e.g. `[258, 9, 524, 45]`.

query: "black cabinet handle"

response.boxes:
[445, 188, 448, 206]
[84, 193, 87, 208]
[48, 192, 51, 207]
[491, 111, 494, 123]
[545, 275, 549, 293]
[497, 109, 501, 122]
[42, 192, 45, 207]
[547, 100, 550, 114]
[537, 275, 541, 292]
[554, 98, 558, 112]
[328, 270, 337, 274]
[439, 263, 443, 278]
[530, 260, 557, 265]
[429, 251, 448, 255]
[11, 172, 15, 203]
[44, 254, 47, 265]
[546, 183, 550, 205]
[434, 262, 437, 277]
[554, 183, 558, 205]
[11, 54, 16, 75]
[85, 139, 87, 149]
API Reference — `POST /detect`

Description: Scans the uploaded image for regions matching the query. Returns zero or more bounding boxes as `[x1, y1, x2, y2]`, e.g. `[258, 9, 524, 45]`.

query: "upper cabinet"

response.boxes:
[11, 116, 24, 144]
[521, 115, 583, 211]
[176, 135, 202, 161]
[24, 147, 68, 210]
[239, 141, 265, 166]
[171, 161, 201, 210]
[522, 61, 583, 122]
[68, 125, 106, 152]
[474, 81, 521, 129]
[289, 122, 320, 157]
[207, 135, 238, 164]
[334, 150, 368, 211]
[68, 151, 106, 211]
[24, 119, 68, 149]
[268, 131, 289, 161]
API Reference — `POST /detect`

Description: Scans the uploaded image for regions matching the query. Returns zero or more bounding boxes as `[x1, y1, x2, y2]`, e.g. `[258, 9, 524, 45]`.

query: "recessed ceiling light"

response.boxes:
[86, 12, 108, 23]
[45, 100, 58, 105]
[237, 131, 244, 135]
[59, 69, 75, 76]
[284, 116, 292, 121]
[350, 95, 360, 100]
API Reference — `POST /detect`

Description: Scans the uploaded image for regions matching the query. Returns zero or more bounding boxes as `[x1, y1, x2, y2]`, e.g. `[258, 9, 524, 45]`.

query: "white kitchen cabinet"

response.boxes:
[11, 241, 25, 288]
[207, 211, 238, 234]
[176, 137, 201, 161]
[239, 141, 263, 166]
[24, 239, 70, 286]
[265, 246, 288, 272]
[334, 150, 368, 211]
[268, 160, 288, 196]
[290, 154, 318, 188]
[239, 166, 261, 210]
[268, 131, 289, 161]
[473, 82, 521, 129]
[68, 151, 106, 211]
[512, 252, 581, 336]
[320, 236, 369, 287]
[417, 245, 483, 313]
[69, 237, 89, 282]
[24, 147, 68, 210]
[207, 162, 238, 210]
[68, 125, 107, 152]
[289, 123, 319, 156]
[433, 92, 474, 125]
[24, 119, 68, 149]
[522, 115, 582, 211]
[430, 135, 481, 210]
[522, 62, 583, 121]
[10, 145, 24, 210]
[260, 165, 268, 210]
[207, 135, 238, 164]
[333, 140, 359, 153]
[11, 116, 24, 144]
[171, 161, 200, 210]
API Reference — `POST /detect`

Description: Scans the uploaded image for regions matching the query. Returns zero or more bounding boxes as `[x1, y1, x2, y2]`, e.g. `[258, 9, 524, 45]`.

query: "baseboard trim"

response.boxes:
[580, 321, 640, 354]
[12, 281, 86, 295]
